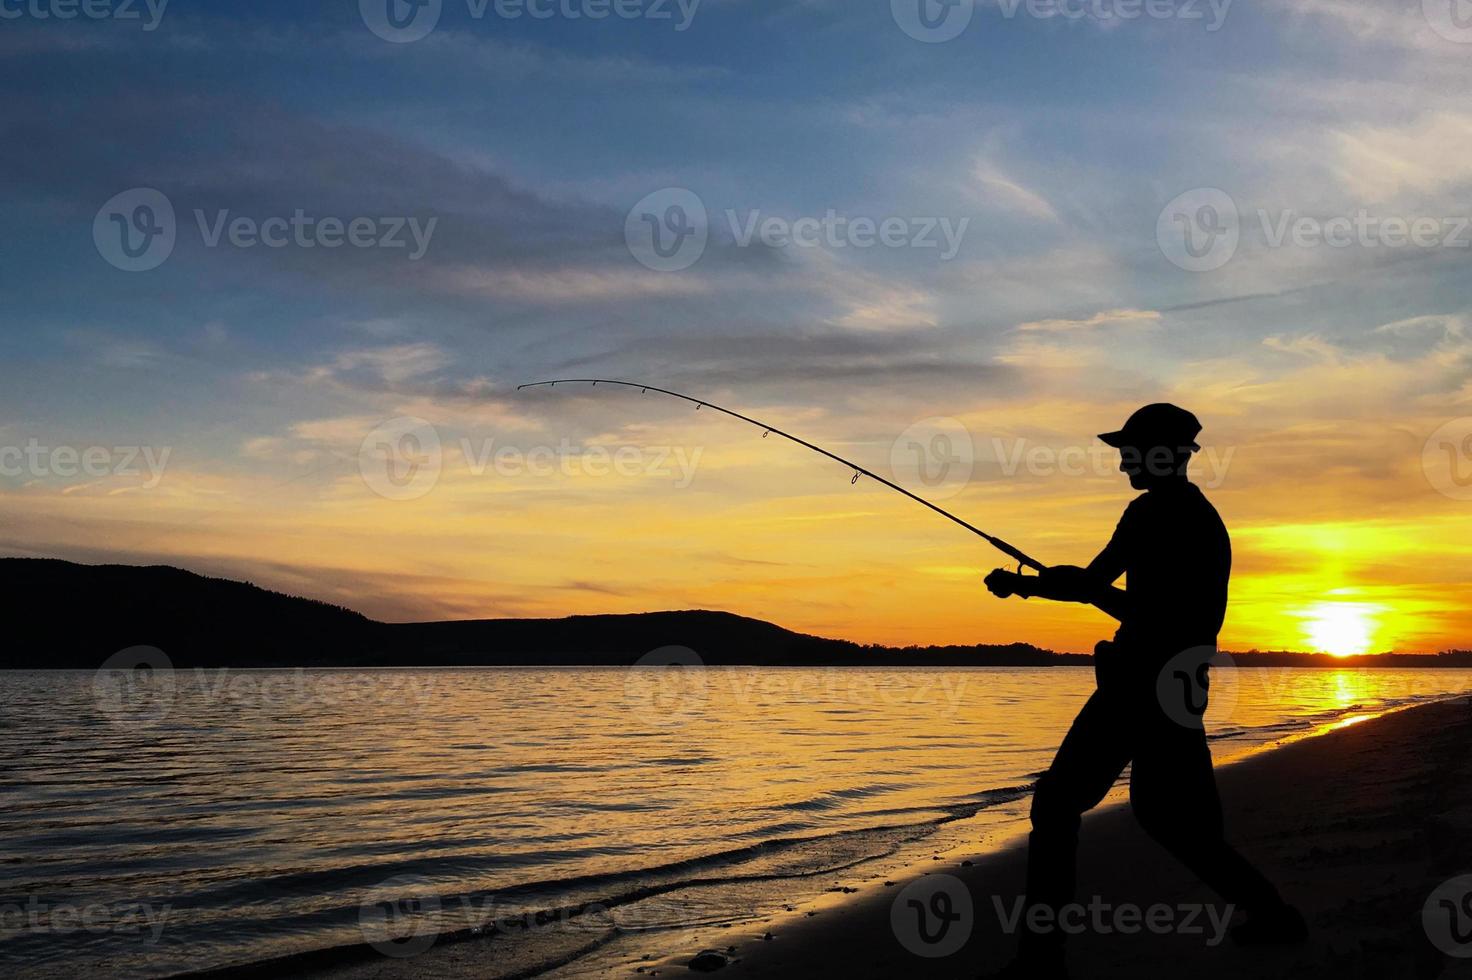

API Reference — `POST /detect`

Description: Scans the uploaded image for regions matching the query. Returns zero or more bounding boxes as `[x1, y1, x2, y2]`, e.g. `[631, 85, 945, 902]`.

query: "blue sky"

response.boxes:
[2, 0, 1471, 649]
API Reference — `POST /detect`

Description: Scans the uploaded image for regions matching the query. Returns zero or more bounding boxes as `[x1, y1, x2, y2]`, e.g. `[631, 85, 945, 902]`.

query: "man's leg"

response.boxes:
[1129, 729, 1289, 917]
[1018, 690, 1133, 964]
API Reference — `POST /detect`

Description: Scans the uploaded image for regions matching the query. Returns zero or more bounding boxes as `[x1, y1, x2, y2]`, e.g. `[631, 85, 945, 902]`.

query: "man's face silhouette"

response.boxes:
[1117, 445, 1189, 490]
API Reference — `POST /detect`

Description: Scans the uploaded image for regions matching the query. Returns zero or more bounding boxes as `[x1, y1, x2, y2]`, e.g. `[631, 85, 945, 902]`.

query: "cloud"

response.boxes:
[972, 161, 1062, 223]
[1333, 111, 1472, 201]
[1014, 308, 1161, 333]
[432, 265, 711, 303]
[313, 344, 450, 384]
[357, 30, 734, 86]
[1373, 313, 1462, 335]
[1260, 334, 1342, 362]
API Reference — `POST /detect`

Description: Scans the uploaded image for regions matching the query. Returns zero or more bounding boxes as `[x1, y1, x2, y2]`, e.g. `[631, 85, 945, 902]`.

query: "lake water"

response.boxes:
[4, 666, 1471, 977]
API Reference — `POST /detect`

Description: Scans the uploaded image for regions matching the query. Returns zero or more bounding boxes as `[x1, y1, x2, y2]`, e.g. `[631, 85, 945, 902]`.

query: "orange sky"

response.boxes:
[7, 319, 1471, 656]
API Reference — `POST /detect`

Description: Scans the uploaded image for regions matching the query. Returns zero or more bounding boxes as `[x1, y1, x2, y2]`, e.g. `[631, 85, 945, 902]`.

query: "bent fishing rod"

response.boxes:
[516, 379, 1046, 573]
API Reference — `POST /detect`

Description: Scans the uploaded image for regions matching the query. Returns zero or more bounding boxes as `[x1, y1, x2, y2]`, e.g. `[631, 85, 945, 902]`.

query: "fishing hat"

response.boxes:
[1098, 403, 1201, 452]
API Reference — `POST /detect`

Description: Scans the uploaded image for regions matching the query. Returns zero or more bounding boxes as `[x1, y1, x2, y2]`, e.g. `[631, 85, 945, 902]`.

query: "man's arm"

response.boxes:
[983, 562, 1131, 621]
[1083, 539, 1131, 621]
[984, 511, 1134, 621]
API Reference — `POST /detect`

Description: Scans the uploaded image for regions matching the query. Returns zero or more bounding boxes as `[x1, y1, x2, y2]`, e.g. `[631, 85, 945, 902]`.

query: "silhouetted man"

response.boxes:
[983, 404, 1305, 978]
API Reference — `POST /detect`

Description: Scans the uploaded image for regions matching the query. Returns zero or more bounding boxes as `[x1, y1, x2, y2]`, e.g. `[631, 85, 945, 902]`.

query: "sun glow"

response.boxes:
[1302, 602, 1381, 657]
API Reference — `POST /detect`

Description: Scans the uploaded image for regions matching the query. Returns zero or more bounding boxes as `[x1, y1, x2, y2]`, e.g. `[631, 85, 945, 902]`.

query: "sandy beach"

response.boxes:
[269, 695, 1472, 980]
[699, 696, 1472, 980]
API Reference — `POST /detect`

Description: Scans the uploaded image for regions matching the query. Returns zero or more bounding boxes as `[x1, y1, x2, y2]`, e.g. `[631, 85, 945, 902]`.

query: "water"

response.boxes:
[3, 666, 1470, 977]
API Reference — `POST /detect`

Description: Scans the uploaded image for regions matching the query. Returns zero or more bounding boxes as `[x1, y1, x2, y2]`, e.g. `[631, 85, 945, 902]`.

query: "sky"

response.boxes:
[2, 0, 1471, 654]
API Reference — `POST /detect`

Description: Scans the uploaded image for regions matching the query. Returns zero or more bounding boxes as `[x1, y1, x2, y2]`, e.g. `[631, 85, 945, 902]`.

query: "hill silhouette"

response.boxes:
[2, 559, 1468, 669]
[0, 558, 1070, 668]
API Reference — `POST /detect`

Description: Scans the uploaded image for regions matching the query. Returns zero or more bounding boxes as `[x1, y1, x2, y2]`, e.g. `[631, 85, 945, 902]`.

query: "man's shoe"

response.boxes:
[1231, 904, 1308, 946]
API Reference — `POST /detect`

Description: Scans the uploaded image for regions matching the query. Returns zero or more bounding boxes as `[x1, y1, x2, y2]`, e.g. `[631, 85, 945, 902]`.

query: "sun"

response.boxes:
[1303, 602, 1379, 657]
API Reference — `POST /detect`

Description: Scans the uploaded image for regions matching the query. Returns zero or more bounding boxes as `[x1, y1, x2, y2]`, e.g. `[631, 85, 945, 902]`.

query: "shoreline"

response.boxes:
[613, 695, 1472, 980]
[178, 694, 1472, 980]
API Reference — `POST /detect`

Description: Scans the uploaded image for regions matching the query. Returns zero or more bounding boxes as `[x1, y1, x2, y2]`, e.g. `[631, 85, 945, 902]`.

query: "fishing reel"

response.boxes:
[984, 564, 1041, 599]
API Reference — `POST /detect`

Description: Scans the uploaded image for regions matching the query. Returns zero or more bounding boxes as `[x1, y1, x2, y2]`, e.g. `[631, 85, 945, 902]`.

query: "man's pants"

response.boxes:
[1019, 688, 1282, 956]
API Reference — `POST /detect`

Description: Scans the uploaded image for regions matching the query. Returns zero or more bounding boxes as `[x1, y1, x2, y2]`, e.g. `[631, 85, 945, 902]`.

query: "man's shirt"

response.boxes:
[1090, 482, 1230, 662]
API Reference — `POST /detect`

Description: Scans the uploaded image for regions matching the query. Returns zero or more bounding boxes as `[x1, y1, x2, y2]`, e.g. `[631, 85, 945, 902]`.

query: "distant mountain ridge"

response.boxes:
[0, 558, 1068, 668]
[2, 558, 1468, 669]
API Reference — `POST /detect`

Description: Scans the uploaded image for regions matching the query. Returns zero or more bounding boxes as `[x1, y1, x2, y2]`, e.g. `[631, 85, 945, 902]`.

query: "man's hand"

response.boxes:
[985, 567, 1034, 599]
[986, 565, 1098, 603]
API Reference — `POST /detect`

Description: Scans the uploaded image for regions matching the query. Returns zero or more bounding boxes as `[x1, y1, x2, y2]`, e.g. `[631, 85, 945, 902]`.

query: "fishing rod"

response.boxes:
[516, 379, 1047, 573]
